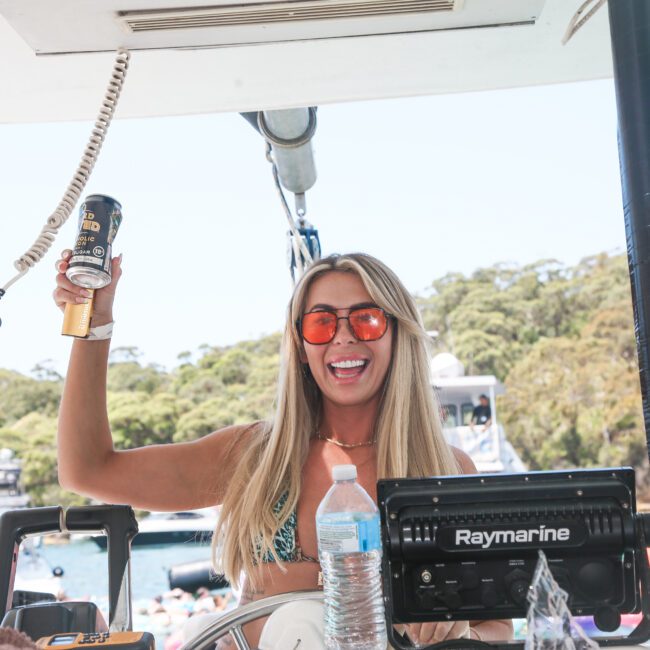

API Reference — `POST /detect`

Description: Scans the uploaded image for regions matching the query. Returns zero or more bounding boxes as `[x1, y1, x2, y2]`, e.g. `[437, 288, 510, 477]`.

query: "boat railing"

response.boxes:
[443, 424, 501, 464]
[443, 424, 527, 473]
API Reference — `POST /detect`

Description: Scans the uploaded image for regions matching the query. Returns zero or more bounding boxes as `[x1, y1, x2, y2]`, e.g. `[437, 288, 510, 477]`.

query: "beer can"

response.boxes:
[66, 194, 122, 289]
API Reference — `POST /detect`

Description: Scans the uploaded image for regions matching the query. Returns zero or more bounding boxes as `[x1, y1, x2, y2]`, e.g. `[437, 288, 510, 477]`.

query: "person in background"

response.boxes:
[470, 394, 492, 432]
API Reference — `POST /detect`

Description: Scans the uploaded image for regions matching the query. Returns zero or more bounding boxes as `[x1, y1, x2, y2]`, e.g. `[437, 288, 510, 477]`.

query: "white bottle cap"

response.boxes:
[332, 464, 357, 481]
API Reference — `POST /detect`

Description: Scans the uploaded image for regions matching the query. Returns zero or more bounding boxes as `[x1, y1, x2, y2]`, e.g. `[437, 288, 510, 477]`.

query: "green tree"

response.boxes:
[0, 370, 61, 427]
[108, 392, 192, 448]
[107, 361, 170, 394]
[0, 412, 84, 506]
[500, 298, 646, 486]
[174, 398, 238, 442]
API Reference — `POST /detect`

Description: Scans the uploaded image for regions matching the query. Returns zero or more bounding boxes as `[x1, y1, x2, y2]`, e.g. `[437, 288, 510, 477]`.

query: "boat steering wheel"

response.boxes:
[180, 590, 324, 650]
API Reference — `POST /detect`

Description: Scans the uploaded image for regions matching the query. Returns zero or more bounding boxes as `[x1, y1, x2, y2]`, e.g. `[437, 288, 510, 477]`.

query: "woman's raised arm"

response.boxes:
[55, 250, 248, 510]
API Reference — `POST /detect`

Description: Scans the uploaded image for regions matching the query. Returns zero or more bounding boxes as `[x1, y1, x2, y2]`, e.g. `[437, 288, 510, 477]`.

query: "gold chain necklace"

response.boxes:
[317, 432, 376, 448]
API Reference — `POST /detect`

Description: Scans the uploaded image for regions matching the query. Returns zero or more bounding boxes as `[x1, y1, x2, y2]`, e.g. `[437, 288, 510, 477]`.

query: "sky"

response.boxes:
[0, 78, 626, 377]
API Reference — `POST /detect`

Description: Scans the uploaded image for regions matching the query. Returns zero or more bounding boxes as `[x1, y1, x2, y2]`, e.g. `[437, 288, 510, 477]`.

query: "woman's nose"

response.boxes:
[331, 316, 356, 344]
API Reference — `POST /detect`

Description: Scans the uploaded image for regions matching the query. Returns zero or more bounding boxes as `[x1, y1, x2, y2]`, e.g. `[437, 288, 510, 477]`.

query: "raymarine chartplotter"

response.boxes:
[378, 467, 650, 649]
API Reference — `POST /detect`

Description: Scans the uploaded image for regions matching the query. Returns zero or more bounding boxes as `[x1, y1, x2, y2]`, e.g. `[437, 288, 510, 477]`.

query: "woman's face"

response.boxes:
[301, 271, 394, 409]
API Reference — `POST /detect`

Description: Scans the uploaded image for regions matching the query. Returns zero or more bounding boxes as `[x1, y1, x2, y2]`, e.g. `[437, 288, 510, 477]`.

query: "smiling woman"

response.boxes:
[300, 272, 395, 417]
[54, 250, 513, 647]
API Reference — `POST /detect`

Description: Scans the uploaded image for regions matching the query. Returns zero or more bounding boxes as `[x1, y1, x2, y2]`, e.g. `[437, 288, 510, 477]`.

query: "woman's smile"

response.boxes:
[327, 355, 370, 380]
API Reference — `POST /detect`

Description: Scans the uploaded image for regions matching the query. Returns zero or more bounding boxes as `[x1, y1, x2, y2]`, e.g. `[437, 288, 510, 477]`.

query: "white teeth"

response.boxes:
[330, 360, 366, 369]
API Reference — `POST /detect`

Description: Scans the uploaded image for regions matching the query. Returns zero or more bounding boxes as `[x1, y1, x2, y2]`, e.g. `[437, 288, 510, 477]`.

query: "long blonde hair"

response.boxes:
[213, 253, 458, 587]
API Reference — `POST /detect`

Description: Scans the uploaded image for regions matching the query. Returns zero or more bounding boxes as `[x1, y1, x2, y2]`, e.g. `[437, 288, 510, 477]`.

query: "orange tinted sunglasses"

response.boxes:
[299, 307, 393, 345]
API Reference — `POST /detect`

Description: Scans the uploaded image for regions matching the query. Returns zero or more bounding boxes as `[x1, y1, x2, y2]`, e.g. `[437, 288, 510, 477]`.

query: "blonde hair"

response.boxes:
[213, 253, 458, 588]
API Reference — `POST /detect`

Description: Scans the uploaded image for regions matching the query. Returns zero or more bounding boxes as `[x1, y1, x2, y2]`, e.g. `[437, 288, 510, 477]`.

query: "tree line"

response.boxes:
[419, 252, 648, 492]
[1, 251, 647, 506]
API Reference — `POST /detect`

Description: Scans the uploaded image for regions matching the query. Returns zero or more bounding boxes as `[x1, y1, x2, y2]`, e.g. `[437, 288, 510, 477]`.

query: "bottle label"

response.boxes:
[318, 516, 381, 553]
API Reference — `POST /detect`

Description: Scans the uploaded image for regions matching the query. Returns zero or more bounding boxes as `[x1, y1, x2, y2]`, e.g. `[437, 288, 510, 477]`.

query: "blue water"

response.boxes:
[40, 538, 214, 602]
[35, 538, 233, 647]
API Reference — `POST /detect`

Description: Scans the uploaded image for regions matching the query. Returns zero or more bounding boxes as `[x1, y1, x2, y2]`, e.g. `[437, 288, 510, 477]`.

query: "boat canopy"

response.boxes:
[433, 376, 504, 392]
[0, 0, 612, 123]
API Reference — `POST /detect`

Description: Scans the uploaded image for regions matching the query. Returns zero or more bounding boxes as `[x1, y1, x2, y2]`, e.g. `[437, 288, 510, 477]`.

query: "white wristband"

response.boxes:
[86, 321, 114, 341]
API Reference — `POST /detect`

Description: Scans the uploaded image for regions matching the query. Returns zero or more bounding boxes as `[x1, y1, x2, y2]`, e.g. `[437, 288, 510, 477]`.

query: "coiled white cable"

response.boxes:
[0, 48, 130, 296]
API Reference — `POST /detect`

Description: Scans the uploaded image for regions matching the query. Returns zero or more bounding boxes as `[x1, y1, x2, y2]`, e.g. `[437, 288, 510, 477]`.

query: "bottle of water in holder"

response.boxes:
[316, 464, 387, 650]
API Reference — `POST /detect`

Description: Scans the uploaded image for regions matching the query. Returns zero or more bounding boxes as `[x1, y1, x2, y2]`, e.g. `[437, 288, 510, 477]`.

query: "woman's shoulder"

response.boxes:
[222, 420, 269, 436]
[450, 446, 477, 475]
[205, 420, 269, 439]
[199, 420, 270, 458]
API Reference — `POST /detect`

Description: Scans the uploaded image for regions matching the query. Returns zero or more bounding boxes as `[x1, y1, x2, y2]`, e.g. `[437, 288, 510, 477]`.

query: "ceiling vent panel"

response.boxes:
[0, 0, 545, 54]
[121, 0, 458, 32]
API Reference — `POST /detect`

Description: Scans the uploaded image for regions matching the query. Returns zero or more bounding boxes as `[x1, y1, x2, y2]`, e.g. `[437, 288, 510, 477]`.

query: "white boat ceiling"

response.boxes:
[0, 0, 612, 124]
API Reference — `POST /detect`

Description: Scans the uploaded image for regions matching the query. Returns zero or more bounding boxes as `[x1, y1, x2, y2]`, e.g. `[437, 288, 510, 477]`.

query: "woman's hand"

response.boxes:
[403, 620, 470, 646]
[54, 249, 122, 326]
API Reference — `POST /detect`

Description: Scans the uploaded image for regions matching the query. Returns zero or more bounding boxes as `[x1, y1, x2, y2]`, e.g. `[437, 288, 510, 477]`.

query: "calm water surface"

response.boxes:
[40, 538, 213, 601]
[33, 538, 233, 646]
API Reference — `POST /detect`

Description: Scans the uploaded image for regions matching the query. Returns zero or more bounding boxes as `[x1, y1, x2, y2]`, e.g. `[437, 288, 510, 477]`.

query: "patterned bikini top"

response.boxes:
[259, 491, 318, 564]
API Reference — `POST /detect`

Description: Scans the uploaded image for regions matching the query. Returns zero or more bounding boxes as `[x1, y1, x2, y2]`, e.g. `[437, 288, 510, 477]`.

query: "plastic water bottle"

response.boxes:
[316, 464, 387, 650]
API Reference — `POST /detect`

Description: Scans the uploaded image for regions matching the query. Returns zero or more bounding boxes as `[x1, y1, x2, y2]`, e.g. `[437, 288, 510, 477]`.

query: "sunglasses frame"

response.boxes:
[298, 306, 395, 345]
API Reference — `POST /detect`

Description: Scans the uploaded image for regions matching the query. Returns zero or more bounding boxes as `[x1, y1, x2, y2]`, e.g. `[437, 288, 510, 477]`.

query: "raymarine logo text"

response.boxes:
[455, 526, 570, 548]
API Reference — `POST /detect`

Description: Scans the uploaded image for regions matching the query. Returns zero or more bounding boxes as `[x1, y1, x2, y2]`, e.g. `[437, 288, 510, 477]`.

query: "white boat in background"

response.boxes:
[432, 353, 526, 473]
[91, 507, 219, 549]
[0, 449, 29, 509]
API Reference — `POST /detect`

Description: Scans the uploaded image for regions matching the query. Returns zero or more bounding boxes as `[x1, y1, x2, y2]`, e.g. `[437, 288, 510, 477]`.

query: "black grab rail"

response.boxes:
[0, 505, 138, 631]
